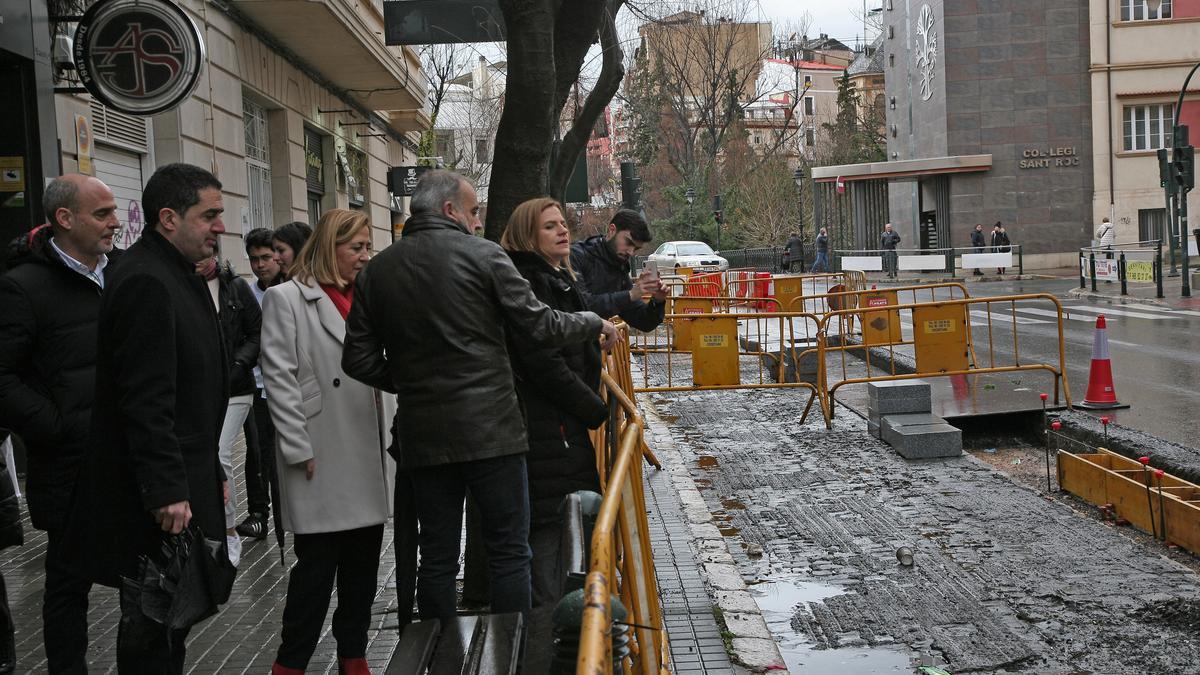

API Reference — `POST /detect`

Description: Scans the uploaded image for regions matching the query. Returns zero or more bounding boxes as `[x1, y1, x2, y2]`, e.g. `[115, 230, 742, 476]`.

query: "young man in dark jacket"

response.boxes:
[236, 228, 281, 540]
[0, 174, 119, 672]
[199, 254, 261, 566]
[569, 209, 666, 331]
[63, 164, 230, 671]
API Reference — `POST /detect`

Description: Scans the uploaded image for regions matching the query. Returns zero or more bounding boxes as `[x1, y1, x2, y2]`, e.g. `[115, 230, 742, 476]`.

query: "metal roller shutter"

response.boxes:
[94, 144, 145, 249]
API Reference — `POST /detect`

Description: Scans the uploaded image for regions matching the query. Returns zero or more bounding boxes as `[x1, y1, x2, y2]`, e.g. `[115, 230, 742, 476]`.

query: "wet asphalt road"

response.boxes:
[881, 276, 1200, 447]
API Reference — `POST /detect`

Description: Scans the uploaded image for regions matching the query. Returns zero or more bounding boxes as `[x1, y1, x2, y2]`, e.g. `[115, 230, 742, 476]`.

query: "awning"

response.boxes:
[811, 154, 992, 182]
[232, 0, 425, 112]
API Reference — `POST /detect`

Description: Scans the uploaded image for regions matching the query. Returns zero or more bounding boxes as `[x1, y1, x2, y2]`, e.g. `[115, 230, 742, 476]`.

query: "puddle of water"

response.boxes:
[751, 579, 844, 614]
[751, 579, 913, 673]
[778, 643, 912, 673]
[697, 454, 719, 469]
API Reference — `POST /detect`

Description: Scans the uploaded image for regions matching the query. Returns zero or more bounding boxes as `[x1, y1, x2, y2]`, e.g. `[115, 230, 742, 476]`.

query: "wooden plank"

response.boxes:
[1057, 452, 1108, 506]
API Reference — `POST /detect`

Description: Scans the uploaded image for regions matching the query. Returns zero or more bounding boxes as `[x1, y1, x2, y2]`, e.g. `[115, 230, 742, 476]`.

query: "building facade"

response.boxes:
[2, 0, 427, 270]
[1089, 0, 1200, 247]
[816, 0, 1094, 268]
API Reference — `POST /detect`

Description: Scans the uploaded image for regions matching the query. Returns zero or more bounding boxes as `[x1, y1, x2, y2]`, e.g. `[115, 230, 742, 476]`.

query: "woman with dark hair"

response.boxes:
[499, 198, 606, 619]
[262, 209, 395, 675]
[272, 221, 312, 278]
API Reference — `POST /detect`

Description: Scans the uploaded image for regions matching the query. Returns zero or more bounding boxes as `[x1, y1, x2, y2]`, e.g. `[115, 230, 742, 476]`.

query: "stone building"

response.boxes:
[814, 0, 1094, 269]
[1089, 0, 1200, 250]
[1, 0, 427, 269]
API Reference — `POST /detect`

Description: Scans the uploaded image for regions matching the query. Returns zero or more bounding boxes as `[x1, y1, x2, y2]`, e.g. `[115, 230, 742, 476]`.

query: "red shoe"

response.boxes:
[271, 663, 305, 675]
[338, 657, 371, 675]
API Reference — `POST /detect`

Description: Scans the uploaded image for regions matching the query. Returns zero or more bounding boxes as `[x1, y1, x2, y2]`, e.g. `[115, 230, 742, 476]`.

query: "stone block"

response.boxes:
[883, 423, 963, 459]
[868, 419, 881, 439]
[880, 413, 946, 438]
[867, 380, 932, 415]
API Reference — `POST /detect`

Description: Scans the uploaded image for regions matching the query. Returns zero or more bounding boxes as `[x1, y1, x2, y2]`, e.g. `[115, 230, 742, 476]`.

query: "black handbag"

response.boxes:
[126, 523, 236, 632]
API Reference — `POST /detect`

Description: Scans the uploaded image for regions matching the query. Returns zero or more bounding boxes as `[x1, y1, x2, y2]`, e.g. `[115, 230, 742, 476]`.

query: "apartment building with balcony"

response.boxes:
[1090, 0, 1200, 246]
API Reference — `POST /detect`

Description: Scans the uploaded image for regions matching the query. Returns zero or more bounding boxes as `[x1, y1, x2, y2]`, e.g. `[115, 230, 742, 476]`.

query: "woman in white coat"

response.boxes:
[262, 209, 396, 675]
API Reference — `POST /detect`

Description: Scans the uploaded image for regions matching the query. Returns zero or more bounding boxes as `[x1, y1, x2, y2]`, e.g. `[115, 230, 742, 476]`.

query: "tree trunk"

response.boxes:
[548, 0, 624, 202]
[486, 0, 559, 241]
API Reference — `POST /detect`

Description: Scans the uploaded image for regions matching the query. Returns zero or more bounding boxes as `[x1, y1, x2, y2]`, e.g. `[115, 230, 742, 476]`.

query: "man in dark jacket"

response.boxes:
[569, 209, 665, 331]
[343, 170, 618, 621]
[236, 228, 281, 540]
[970, 223, 985, 275]
[813, 228, 830, 273]
[880, 223, 901, 278]
[784, 232, 803, 272]
[0, 173, 119, 672]
[63, 163, 230, 672]
[200, 255, 260, 567]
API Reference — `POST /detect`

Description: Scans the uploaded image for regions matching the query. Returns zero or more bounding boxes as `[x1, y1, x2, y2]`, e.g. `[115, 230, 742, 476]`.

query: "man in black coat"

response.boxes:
[970, 223, 985, 275]
[569, 209, 666, 331]
[880, 223, 901, 278]
[343, 170, 618, 621]
[63, 163, 230, 672]
[784, 232, 803, 272]
[0, 173, 120, 672]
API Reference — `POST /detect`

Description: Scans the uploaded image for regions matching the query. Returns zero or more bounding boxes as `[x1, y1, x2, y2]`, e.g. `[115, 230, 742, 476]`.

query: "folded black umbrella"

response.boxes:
[131, 523, 236, 632]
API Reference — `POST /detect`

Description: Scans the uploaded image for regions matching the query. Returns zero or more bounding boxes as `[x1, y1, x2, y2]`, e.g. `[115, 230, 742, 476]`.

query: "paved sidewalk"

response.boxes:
[4, 434, 734, 673]
[4, 437, 404, 673]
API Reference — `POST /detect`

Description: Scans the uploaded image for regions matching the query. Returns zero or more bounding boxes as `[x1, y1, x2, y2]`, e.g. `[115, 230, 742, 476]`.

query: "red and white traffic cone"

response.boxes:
[1078, 315, 1127, 409]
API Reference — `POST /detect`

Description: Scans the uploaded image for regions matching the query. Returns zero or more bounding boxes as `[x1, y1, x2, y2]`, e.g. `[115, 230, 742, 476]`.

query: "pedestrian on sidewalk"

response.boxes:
[342, 170, 619, 624]
[784, 232, 803, 272]
[499, 198, 608, 670]
[262, 209, 396, 675]
[970, 223, 985, 275]
[62, 163, 231, 672]
[197, 252, 261, 568]
[271, 221, 311, 279]
[0, 174, 120, 672]
[879, 223, 901, 278]
[813, 227, 830, 273]
[991, 222, 1011, 275]
[236, 228, 283, 542]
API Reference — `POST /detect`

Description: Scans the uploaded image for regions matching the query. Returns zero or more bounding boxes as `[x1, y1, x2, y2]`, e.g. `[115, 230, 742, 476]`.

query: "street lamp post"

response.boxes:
[685, 187, 695, 238]
[793, 167, 806, 272]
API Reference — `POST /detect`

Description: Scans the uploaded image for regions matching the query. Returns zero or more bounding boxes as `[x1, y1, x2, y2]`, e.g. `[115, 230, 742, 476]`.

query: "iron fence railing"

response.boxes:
[1078, 239, 1164, 298]
[831, 244, 1025, 277]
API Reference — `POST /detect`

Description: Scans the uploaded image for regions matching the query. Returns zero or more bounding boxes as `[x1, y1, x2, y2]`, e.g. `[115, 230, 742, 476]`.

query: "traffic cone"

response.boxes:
[1078, 315, 1127, 409]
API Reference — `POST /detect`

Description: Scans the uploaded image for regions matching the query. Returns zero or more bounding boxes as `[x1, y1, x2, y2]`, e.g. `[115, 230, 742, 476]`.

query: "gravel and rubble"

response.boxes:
[637, 355, 1200, 674]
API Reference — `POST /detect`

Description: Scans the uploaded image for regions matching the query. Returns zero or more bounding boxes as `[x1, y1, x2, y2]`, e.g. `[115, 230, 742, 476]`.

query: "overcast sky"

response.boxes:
[755, 0, 878, 50]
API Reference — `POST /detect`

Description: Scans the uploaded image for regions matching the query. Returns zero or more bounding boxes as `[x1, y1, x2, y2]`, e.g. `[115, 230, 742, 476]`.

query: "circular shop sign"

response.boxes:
[74, 0, 206, 116]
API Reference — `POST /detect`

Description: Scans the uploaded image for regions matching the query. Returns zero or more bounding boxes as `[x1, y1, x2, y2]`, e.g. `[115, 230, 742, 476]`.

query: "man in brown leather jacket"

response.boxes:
[343, 170, 617, 621]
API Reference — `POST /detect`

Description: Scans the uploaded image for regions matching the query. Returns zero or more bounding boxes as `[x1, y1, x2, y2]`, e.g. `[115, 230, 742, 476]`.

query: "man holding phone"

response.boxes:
[571, 209, 668, 331]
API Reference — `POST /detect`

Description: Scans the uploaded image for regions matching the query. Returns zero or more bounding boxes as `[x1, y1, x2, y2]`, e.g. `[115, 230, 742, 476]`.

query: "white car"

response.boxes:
[646, 241, 729, 273]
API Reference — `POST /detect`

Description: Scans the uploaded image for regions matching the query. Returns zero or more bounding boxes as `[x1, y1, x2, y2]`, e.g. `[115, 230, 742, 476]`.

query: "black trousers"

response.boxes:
[276, 524, 384, 668]
[117, 579, 189, 674]
[393, 470, 418, 633]
[0, 571, 13, 674]
[242, 391, 276, 517]
[44, 528, 92, 674]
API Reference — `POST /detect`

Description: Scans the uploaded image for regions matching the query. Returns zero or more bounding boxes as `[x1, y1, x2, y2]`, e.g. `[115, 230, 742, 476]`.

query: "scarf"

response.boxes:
[321, 283, 353, 319]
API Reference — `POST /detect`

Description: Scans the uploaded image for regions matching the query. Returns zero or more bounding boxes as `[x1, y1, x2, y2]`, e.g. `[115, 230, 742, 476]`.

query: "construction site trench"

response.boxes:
[637, 352, 1200, 674]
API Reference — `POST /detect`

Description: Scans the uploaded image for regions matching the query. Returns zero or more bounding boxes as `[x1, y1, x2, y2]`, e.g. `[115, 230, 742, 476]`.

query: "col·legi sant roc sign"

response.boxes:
[73, 0, 206, 116]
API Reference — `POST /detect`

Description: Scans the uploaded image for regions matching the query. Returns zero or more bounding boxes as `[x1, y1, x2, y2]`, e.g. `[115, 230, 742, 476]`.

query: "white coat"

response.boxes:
[261, 278, 396, 534]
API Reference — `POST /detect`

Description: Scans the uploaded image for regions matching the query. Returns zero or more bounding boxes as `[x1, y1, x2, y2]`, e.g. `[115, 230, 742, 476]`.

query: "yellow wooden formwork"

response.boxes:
[1057, 448, 1200, 556]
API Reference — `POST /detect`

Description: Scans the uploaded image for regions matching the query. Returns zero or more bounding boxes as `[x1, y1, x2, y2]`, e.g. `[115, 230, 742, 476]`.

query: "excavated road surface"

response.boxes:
[642, 366, 1200, 673]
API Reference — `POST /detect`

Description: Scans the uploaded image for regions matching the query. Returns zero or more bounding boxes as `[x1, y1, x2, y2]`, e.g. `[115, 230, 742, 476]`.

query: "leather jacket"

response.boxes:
[343, 213, 604, 468]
